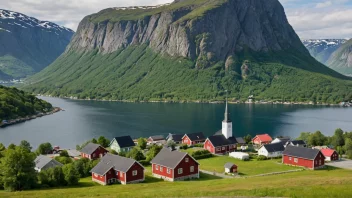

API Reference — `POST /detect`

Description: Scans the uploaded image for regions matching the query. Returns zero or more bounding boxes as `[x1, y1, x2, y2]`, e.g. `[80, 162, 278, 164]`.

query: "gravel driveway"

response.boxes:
[328, 159, 352, 170]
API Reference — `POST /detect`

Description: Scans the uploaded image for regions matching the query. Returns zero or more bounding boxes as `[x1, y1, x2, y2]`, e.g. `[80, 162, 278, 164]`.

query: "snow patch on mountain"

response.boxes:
[302, 39, 347, 50]
[0, 9, 74, 33]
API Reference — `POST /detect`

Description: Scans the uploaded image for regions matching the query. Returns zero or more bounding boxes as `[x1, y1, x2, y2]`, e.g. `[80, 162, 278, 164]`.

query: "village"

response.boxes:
[32, 99, 351, 187]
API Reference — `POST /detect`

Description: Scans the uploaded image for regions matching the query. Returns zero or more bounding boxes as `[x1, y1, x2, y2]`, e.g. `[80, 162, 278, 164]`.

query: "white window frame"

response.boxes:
[167, 168, 171, 174]
[216, 147, 221, 151]
[92, 153, 96, 158]
[120, 172, 123, 177]
[222, 147, 225, 150]
[132, 170, 138, 176]
[178, 168, 183, 175]
[289, 157, 292, 161]
[185, 158, 189, 163]
[94, 173, 98, 177]
[294, 158, 298, 163]
[190, 166, 194, 173]
[156, 165, 159, 170]
[160, 166, 163, 172]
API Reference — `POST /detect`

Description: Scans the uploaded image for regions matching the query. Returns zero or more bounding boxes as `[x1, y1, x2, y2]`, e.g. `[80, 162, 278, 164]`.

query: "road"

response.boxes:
[327, 159, 352, 170]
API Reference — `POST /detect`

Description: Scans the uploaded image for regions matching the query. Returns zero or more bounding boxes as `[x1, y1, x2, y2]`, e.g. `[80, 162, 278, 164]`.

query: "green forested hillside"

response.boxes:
[24, 45, 352, 103]
[0, 86, 52, 121]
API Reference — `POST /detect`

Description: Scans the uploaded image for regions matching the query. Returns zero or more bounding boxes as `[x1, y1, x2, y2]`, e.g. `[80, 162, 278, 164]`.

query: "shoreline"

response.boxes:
[36, 94, 348, 107]
[0, 107, 62, 128]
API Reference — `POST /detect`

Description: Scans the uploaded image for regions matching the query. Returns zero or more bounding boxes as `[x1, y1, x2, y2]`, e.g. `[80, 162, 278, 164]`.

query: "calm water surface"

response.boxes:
[1, 97, 352, 148]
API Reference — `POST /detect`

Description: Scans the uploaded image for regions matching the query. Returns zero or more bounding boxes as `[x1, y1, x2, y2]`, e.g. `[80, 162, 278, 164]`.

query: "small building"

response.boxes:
[282, 146, 325, 169]
[271, 137, 291, 144]
[229, 152, 249, 160]
[151, 147, 199, 181]
[252, 134, 273, 145]
[224, 162, 238, 174]
[320, 148, 339, 161]
[258, 143, 285, 158]
[81, 143, 108, 160]
[90, 153, 144, 185]
[34, 155, 63, 172]
[147, 135, 165, 144]
[166, 133, 184, 144]
[182, 132, 206, 146]
[109, 136, 135, 153]
[204, 135, 237, 154]
[66, 149, 81, 159]
[285, 140, 307, 147]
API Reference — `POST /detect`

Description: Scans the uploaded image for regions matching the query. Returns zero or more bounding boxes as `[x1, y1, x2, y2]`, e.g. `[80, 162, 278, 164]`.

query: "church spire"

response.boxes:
[224, 91, 231, 122]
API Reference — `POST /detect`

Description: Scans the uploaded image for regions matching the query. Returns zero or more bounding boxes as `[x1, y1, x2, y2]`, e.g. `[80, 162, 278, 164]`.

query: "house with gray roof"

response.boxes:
[34, 155, 63, 172]
[151, 147, 199, 181]
[282, 146, 325, 169]
[258, 142, 285, 158]
[166, 133, 183, 144]
[90, 153, 144, 185]
[224, 162, 238, 173]
[81, 142, 108, 160]
[182, 132, 206, 146]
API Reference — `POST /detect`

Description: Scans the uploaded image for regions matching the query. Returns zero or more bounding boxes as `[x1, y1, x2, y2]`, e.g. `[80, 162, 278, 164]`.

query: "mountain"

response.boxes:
[0, 85, 52, 121]
[24, 0, 352, 103]
[327, 39, 352, 76]
[302, 39, 346, 64]
[0, 9, 74, 80]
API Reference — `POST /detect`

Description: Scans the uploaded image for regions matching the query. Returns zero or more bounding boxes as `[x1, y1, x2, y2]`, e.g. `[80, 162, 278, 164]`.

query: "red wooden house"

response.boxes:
[282, 146, 325, 169]
[182, 132, 206, 146]
[252, 134, 273, 145]
[204, 135, 237, 154]
[151, 147, 199, 181]
[81, 143, 108, 160]
[90, 153, 145, 185]
[321, 148, 339, 161]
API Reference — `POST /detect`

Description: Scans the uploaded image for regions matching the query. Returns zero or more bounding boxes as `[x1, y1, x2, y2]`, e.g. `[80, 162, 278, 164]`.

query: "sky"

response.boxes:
[1, 0, 352, 39]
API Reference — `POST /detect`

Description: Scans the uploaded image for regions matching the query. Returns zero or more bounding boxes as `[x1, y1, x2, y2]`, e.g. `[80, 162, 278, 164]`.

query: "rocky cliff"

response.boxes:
[68, 0, 308, 68]
[25, 0, 352, 103]
[0, 9, 74, 80]
[327, 39, 352, 76]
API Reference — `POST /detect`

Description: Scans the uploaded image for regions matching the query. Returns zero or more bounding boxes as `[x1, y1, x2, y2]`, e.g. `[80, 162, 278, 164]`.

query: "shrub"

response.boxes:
[191, 150, 213, 160]
[139, 160, 150, 166]
[256, 155, 268, 161]
[180, 144, 188, 150]
[55, 156, 72, 164]
[193, 143, 204, 148]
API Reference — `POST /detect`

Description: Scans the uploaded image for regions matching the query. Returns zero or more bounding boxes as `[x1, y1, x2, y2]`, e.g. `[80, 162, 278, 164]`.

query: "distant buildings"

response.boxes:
[147, 135, 166, 145]
[109, 136, 135, 153]
[151, 147, 199, 181]
[166, 133, 183, 144]
[258, 143, 285, 158]
[81, 143, 108, 160]
[320, 148, 339, 161]
[182, 132, 206, 146]
[252, 134, 273, 146]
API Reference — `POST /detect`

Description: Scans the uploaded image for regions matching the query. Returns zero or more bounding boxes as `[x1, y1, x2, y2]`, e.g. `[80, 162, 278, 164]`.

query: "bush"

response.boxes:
[191, 150, 213, 160]
[193, 143, 204, 148]
[55, 156, 72, 164]
[180, 144, 188, 150]
[256, 155, 268, 161]
[139, 160, 150, 166]
[60, 150, 69, 157]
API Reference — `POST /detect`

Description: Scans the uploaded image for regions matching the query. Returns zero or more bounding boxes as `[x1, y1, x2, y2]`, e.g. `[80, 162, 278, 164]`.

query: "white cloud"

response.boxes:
[1, 0, 352, 39]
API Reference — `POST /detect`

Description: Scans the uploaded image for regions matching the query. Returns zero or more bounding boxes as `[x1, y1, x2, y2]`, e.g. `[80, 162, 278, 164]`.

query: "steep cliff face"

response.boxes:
[68, 0, 307, 68]
[327, 39, 352, 76]
[0, 9, 74, 79]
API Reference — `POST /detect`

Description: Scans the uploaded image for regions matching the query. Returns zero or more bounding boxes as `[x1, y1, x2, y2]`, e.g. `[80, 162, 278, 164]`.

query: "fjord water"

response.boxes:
[1, 97, 352, 148]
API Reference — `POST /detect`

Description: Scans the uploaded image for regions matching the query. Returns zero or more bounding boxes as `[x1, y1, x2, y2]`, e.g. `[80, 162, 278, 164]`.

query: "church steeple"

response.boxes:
[222, 91, 233, 139]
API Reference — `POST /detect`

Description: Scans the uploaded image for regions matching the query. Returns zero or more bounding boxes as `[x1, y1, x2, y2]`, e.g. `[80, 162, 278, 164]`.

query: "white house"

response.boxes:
[258, 143, 285, 158]
[271, 137, 290, 144]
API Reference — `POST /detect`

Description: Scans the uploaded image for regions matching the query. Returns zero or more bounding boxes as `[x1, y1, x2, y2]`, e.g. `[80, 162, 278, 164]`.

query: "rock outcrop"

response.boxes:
[327, 39, 352, 76]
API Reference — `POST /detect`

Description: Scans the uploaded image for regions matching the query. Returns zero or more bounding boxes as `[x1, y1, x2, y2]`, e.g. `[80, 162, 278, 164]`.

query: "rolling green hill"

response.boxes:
[23, 0, 352, 103]
[0, 86, 52, 121]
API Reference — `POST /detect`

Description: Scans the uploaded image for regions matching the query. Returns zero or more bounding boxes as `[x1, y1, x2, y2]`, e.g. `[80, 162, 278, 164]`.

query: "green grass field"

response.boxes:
[1, 166, 352, 198]
[198, 155, 300, 176]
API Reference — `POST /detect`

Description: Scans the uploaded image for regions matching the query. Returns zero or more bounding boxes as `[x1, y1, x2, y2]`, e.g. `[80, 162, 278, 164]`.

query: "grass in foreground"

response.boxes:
[198, 155, 300, 176]
[1, 167, 352, 198]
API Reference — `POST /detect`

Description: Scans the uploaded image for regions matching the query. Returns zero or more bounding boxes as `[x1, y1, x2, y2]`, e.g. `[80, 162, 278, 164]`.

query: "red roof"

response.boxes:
[253, 134, 273, 142]
[320, 148, 337, 157]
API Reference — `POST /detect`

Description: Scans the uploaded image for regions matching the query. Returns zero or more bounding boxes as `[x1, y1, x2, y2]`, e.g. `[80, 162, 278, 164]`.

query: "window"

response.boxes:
[132, 170, 138, 176]
[289, 157, 292, 161]
[185, 158, 189, 163]
[167, 168, 171, 174]
[94, 173, 98, 177]
[190, 166, 194, 172]
[92, 153, 96, 158]
[160, 166, 163, 172]
[294, 158, 298, 163]
[222, 147, 225, 150]
[178, 168, 183, 174]
[315, 160, 318, 165]
[156, 165, 159, 170]
[207, 146, 210, 150]
[120, 172, 123, 177]
[216, 147, 221, 151]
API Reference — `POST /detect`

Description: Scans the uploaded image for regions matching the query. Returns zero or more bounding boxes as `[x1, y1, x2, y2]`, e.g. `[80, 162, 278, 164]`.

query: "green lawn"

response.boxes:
[1, 167, 352, 198]
[198, 156, 300, 176]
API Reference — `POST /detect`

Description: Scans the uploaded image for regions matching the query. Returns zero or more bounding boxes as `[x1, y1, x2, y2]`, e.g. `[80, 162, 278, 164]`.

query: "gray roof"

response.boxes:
[224, 162, 236, 169]
[151, 147, 198, 168]
[111, 136, 135, 148]
[166, 134, 183, 142]
[185, 132, 206, 141]
[91, 153, 143, 175]
[290, 140, 306, 146]
[236, 137, 246, 144]
[35, 155, 63, 170]
[283, 146, 323, 160]
[66, 149, 81, 157]
[80, 142, 101, 155]
[262, 143, 285, 153]
[149, 135, 165, 141]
